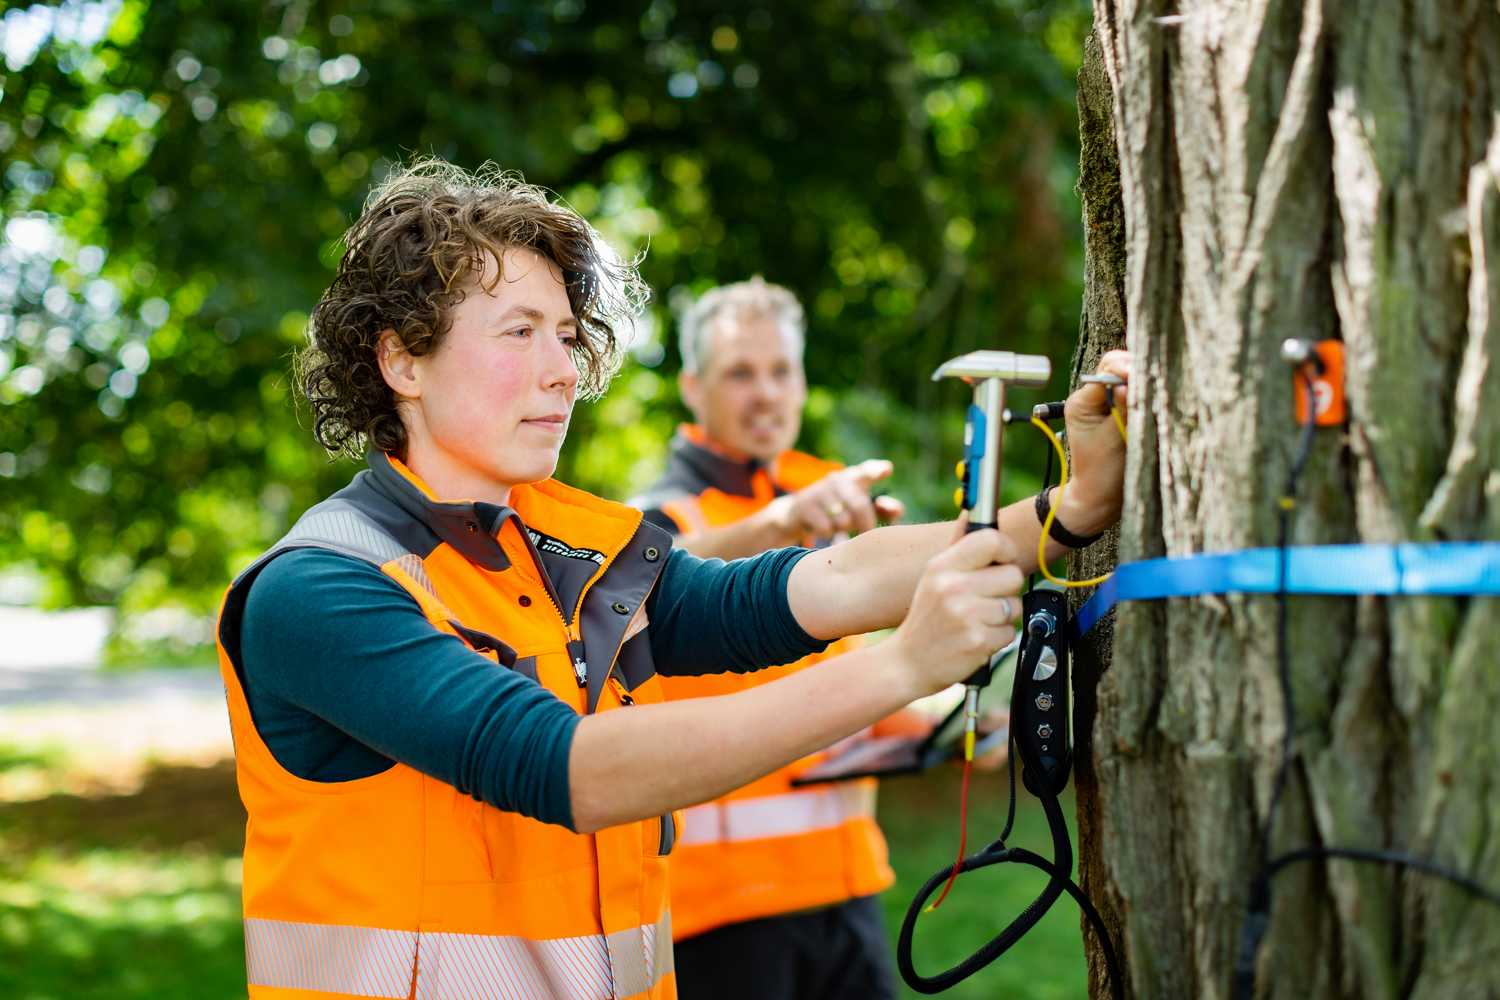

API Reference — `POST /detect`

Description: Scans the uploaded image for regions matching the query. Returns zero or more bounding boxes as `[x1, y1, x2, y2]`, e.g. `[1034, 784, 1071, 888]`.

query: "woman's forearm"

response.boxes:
[786, 495, 1080, 641]
[568, 642, 920, 833]
[571, 523, 1024, 833]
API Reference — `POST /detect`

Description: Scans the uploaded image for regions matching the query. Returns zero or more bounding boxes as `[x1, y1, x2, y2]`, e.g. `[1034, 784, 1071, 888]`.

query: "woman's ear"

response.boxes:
[377, 330, 421, 400]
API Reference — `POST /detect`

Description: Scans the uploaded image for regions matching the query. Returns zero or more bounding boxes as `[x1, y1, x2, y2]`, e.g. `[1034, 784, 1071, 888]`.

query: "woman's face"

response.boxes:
[385, 247, 582, 501]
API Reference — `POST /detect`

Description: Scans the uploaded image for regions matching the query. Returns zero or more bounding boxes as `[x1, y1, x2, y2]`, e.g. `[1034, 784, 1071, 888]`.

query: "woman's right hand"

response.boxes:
[888, 525, 1023, 698]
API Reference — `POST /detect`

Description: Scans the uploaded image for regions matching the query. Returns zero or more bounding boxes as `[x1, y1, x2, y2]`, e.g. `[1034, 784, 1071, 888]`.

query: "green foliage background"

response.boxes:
[1, 0, 1090, 616]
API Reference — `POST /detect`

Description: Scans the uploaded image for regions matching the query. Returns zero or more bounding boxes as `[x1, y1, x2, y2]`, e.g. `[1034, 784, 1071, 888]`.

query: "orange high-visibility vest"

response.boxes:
[216, 453, 679, 999]
[636, 426, 895, 942]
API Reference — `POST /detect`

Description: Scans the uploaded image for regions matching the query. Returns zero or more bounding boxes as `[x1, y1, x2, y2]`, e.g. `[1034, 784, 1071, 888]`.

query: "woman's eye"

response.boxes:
[507, 326, 532, 339]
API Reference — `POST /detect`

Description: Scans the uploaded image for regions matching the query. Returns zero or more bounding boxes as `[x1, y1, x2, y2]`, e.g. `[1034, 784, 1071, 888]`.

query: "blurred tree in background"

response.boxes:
[0, 0, 1089, 623]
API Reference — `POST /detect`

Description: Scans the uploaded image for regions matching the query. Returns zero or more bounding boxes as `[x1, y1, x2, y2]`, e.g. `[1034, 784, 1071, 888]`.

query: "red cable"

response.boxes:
[926, 755, 973, 911]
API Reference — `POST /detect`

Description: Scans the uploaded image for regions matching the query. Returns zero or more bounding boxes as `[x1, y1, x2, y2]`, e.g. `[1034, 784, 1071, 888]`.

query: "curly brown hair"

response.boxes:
[296, 158, 647, 459]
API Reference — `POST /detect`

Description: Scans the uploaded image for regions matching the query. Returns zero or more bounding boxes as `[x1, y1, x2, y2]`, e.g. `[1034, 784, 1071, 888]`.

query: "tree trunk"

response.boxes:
[1071, 2, 1500, 998]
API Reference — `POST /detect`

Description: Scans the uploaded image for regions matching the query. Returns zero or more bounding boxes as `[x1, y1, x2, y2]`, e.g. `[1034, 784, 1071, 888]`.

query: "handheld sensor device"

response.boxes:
[1013, 587, 1072, 797]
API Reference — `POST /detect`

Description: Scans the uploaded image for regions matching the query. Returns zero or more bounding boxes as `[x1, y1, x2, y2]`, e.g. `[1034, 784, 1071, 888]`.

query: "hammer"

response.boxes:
[932, 350, 1052, 757]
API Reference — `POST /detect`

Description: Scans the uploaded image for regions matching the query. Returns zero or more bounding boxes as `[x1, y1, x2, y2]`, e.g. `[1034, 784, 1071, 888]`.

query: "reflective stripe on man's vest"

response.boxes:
[634, 425, 895, 941]
[217, 453, 678, 999]
[677, 782, 877, 847]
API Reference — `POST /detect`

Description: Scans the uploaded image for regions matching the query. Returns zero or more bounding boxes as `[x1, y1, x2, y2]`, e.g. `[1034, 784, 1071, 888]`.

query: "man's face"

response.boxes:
[681, 313, 807, 463]
[397, 247, 580, 498]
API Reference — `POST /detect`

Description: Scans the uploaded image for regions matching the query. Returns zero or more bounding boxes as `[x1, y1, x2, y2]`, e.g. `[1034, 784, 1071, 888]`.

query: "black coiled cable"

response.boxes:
[895, 623, 1125, 999]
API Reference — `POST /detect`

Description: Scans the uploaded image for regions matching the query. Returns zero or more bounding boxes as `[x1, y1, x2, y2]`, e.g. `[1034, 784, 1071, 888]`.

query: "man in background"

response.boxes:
[633, 278, 913, 999]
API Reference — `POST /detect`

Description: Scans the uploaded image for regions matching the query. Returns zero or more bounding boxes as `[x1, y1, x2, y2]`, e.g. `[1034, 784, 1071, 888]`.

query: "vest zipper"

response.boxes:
[567, 637, 588, 688]
[510, 513, 657, 704]
[542, 588, 586, 689]
[507, 517, 590, 688]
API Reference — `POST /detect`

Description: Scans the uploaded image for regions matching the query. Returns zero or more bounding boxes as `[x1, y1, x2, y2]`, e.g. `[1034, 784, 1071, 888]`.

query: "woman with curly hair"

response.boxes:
[213, 158, 1127, 1000]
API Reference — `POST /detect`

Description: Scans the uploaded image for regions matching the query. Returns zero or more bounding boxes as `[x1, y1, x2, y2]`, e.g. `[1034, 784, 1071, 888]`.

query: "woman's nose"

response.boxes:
[545, 333, 580, 391]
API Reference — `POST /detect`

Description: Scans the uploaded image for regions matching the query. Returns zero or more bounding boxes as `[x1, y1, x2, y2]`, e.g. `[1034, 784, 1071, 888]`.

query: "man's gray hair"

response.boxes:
[678, 277, 806, 375]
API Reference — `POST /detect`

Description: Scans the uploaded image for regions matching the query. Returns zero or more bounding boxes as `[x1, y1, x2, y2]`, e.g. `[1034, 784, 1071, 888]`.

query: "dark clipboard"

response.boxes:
[789, 700, 1009, 786]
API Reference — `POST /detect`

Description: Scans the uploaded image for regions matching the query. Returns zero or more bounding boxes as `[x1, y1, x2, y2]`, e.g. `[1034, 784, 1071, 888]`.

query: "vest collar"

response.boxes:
[669, 424, 771, 499]
[365, 452, 513, 571]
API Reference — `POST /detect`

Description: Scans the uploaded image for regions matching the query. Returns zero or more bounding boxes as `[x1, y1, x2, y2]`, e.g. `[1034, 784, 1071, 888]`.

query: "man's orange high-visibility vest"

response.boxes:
[636, 426, 895, 942]
[216, 453, 679, 999]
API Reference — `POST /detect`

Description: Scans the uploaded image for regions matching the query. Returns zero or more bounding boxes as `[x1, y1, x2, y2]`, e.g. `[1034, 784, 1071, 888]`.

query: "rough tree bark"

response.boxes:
[1070, 2, 1500, 998]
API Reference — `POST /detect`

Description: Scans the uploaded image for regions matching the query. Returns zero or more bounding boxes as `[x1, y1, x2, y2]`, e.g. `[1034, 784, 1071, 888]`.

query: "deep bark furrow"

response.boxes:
[1073, 28, 1132, 998]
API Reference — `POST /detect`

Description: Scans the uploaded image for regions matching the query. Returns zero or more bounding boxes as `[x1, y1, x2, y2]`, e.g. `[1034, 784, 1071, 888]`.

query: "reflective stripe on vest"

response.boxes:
[677, 782, 876, 847]
[245, 918, 417, 997]
[244, 911, 673, 1000]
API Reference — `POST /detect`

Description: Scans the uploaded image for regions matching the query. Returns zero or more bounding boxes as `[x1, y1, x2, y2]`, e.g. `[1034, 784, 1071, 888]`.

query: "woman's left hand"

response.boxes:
[1057, 349, 1131, 536]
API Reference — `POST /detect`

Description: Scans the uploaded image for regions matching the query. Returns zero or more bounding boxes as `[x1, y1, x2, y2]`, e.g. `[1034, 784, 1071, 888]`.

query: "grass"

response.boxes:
[0, 740, 1090, 999]
[0, 756, 247, 1000]
[879, 765, 1090, 1000]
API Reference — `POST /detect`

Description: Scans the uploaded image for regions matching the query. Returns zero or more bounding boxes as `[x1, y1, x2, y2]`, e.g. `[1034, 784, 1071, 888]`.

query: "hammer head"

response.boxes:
[932, 350, 1051, 387]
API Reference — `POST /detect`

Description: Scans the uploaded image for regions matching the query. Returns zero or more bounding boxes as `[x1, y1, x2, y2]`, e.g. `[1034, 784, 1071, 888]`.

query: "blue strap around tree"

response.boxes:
[1070, 542, 1500, 639]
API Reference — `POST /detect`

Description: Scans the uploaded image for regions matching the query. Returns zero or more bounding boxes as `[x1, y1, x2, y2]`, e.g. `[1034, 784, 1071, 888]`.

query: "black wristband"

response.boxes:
[1035, 488, 1105, 549]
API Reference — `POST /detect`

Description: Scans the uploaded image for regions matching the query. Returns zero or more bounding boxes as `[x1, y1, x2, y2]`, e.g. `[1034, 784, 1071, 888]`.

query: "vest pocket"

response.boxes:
[446, 619, 518, 667]
[652, 810, 681, 857]
[447, 622, 541, 682]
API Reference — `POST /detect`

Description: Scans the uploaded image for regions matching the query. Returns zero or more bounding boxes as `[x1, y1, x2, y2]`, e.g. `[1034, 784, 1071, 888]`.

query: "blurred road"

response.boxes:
[1, 607, 231, 793]
[0, 660, 224, 707]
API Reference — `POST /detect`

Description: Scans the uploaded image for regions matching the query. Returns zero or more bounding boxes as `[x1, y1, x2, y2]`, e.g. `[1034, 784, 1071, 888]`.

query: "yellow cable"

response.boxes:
[1111, 406, 1128, 442]
[1032, 415, 1114, 588]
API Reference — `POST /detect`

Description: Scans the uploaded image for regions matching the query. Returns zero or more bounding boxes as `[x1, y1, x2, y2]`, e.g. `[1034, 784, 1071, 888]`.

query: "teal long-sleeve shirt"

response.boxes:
[238, 545, 825, 833]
